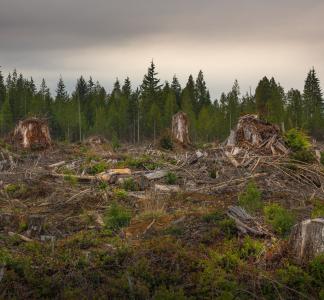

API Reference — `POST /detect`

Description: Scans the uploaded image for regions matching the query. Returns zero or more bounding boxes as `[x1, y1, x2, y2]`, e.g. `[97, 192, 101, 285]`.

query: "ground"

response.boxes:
[0, 140, 323, 299]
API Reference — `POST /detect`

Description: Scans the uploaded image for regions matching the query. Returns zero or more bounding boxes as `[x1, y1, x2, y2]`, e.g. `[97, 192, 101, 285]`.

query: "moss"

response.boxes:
[88, 161, 108, 175]
[311, 199, 324, 218]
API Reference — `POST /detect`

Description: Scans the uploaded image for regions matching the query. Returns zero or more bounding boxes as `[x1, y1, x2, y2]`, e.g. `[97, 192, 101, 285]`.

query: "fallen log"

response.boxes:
[227, 206, 269, 237]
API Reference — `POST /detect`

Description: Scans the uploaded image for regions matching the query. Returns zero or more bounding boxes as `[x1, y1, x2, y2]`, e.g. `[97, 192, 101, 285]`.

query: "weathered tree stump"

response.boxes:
[11, 118, 51, 149]
[289, 218, 324, 263]
[27, 215, 46, 237]
[172, 111, 190, 146]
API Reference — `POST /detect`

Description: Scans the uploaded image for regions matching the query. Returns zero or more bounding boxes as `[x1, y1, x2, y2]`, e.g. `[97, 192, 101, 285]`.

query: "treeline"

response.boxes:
[0, 62, 323, 143]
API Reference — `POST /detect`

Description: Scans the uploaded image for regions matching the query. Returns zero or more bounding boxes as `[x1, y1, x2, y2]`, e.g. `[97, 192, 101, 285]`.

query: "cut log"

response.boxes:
[171, 111, 191, 146]
[144, 170, 168, 180]
[289, 218, 324, 263]
[154, 184, 180, 193]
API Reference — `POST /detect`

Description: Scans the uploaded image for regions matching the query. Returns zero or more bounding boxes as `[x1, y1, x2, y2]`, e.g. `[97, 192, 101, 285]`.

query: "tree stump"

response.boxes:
[27, 215, 46, 237]
[171, 111, 190, 146]
[289, 218, 324, 263]
[11, 118, 51, 149]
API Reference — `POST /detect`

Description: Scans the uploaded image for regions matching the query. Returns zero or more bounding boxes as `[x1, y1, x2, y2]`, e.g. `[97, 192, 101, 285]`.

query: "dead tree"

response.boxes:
[289, 218, 324, 263]
[11, 118, 51, 149]
[172, 111, 190, 146]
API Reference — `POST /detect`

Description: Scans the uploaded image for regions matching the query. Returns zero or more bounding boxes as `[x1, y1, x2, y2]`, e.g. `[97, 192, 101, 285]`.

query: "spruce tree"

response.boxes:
[0, 69, 6, 109]
[195, 70, 211, 112]
[303, 68, 323, 134]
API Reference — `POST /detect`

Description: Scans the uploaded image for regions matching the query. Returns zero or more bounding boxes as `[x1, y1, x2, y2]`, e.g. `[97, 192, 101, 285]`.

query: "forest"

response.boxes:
[0, 62, 323, 143]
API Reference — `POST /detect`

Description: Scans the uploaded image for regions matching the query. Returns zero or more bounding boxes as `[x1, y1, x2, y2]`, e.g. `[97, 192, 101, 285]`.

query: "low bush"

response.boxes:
[264, 203, 295, 236]
[104, 202, 131, 231]
[122, 177, 138, 191]
[238, 181, 263, 213]
[165, 172, 177, 185]
[311, 199, 324, 218]
[159, 130, 173, 150]
[284, 128, 311, 152]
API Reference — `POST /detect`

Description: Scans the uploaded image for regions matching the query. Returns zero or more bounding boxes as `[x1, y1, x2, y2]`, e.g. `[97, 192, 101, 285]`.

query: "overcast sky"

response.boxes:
[1, 0, 323, 98]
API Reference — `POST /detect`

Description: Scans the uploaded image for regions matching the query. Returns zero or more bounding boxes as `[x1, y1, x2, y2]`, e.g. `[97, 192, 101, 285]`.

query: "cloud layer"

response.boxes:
[1, 0, 323, 97]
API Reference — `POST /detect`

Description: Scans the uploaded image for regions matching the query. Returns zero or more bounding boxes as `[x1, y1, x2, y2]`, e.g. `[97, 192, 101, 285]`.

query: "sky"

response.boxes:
[0, 0, 323, 99]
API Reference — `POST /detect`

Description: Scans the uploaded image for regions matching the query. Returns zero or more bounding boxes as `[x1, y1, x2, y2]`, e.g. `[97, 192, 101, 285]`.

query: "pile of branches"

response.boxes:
[227, 114, 288, 155]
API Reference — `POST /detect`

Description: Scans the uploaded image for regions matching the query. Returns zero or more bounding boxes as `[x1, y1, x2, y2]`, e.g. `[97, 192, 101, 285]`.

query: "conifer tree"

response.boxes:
[303, 68, 323, 134]
[0, 69, 6, 109]
[195, 70, 211, 112]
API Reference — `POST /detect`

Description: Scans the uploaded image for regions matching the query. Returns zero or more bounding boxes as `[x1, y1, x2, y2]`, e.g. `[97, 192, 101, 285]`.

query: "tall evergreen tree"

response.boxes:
[195, 70, 211, 112]
[303, 68, 323, 134]
[0, 69, 6, 109]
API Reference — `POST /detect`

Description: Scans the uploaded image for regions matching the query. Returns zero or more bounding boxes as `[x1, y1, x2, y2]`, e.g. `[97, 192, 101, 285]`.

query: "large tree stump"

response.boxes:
[171, 111, 190, 146]
[11, 118, 51, 149]
[289, 218, 324, 263]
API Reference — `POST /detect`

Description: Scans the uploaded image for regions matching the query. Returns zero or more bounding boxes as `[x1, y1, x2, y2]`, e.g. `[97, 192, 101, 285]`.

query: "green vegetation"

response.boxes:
[121, 177, 138, 191]
[0, 65, 323, 144]
[238, 181, 263, 213]
[264, 203, 295, 236]
[311, 199, 324, 218]
[88, 161, 108, 174]
[103, 202, 131, 231]
[165, 171, 177, 184]
[284, 129, 316, 162]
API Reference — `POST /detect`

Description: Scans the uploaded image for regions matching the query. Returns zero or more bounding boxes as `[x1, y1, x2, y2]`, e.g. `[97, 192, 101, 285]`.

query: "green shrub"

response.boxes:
[238, 181, 263, 213]
[291, 149, 316, 163]
[311, 199, 324, 218]
[104, 202, 131, 231]
[320, 152, 324, 165]
[112, 133, 120, 151]
[239, 236, 264, 259]
[309, 254, 324, 285]
[153, 286, 186, 300]
[88, 161, 107, 175]
[264, 203, 295, 236]
[63, 174, 78, 186]
[202, 211, 224, 223]
[284, 128, 311, 152]
[165, 172, 177, 185]
[219, 218, 237, 238]
[113, 188, 128, 199]
[159, 131, 173, 150]
[276, 264, 312, 294]
[122, 177, 138, 191]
